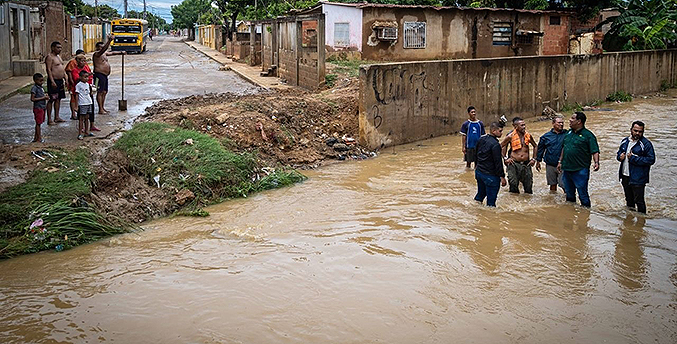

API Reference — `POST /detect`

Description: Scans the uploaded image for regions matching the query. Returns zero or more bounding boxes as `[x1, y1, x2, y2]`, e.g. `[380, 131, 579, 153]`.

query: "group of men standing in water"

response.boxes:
[461, 106, 656, 213]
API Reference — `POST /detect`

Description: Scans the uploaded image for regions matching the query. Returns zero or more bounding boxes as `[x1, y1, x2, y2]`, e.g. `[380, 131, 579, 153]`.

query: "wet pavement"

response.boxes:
[0, 36, 261, 145]
[1, 94, 676, 343]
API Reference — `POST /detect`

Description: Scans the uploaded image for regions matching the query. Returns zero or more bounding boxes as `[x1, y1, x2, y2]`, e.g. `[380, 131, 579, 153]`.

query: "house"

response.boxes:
[0, 1, 33, 79]
[310, 2, 603, 61]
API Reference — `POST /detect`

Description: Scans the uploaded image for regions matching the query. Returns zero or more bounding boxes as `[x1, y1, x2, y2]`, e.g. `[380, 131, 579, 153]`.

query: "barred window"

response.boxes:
[334, 22, 350, 47]
[550, 16, 561, 26]
[492, 22, 512, 46]
[403, 22, 426, 49]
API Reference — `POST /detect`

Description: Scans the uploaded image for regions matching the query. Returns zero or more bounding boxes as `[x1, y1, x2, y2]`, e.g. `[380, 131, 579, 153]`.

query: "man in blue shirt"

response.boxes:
[460, 106, 485, 168]
[616, 121, 655, 213]
[536, 116, 566, 192]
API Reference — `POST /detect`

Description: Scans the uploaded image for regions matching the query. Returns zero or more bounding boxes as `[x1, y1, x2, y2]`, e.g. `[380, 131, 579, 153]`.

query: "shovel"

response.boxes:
[118, 53, 127, 111]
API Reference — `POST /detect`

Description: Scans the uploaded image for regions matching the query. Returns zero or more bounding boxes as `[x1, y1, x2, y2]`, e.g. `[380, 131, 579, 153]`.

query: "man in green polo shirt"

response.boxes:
[557, 112, 600, 207]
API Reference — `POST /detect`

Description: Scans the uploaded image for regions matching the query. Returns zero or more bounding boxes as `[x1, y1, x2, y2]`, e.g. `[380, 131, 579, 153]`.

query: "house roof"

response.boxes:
[319, 1, 364, 8]
[338, 2, 572, 15]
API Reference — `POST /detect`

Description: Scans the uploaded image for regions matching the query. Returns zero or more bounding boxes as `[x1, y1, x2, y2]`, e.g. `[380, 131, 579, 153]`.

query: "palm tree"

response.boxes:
[602, 0, 677, 51]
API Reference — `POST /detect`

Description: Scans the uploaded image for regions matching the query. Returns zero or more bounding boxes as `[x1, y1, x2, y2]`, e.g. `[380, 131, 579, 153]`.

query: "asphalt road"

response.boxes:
[0, 36, 260, 145]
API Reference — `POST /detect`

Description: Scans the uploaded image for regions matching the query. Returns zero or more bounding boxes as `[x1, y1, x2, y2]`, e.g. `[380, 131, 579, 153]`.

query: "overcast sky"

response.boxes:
[83, 0, 181, 23]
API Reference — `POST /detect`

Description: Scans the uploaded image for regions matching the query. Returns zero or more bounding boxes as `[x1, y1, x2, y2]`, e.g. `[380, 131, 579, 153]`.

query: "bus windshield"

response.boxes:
[113, 25, 141, 33]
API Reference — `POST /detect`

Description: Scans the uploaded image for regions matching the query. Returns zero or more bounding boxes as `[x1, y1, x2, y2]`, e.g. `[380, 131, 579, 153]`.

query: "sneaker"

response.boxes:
[91, 126, 101, 132]
[77, 134, 84, 140]
[87, 133, 94, 137]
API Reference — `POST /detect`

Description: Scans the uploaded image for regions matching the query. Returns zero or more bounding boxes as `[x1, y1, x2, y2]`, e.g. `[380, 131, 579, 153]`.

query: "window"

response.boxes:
[0, 6, 5, 25]
[334, 22, 350, 47]
[517, 35, 534, 45]
[550, 16, 561, 26]
[492, 22, 512, 46]
[113, 25, 141, 33]
[20, 9, 26, 30]
[403, 22, 426, 49]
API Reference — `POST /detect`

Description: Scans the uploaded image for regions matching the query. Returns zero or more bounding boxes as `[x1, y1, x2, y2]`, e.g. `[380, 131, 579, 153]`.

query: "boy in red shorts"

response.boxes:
[30, 73, 49, 143]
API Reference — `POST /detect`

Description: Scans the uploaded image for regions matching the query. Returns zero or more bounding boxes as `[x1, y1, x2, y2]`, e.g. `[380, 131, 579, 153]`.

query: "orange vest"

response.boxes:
[510, 131, 534, 150]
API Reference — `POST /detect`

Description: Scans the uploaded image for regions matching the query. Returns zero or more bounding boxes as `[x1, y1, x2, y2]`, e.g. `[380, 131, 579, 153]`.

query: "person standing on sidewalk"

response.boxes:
[30, 73, 49, 143]
[45, 41, 68, 125]
[65, 49, 85, 120]
[536, 115, 566, 192]
[616, 121, 655, 213]
[93, 35, 125, 115]
[460, 106, 485, 169]
[557, 112, 600, 208]
[473, 122, 507, 207]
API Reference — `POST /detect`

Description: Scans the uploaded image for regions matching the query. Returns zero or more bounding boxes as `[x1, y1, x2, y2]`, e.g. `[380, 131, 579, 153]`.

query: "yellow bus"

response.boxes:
[111, 18, 149, 53]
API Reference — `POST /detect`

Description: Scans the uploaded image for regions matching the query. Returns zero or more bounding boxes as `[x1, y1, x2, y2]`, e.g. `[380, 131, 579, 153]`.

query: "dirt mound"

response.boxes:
[141, 80, 371, 168]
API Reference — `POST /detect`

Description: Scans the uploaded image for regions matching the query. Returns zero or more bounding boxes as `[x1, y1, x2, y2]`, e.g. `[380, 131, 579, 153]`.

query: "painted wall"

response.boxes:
[361, 7, 543, 61]
[358, 49, 677, 149]
[0, 3, 11, 79]
[0, 2, 34, 80]
[322, 3, 362, 52]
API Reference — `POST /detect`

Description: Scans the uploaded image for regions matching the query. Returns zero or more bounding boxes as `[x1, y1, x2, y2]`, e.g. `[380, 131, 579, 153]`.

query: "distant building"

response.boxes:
[302, 1, 604, 61]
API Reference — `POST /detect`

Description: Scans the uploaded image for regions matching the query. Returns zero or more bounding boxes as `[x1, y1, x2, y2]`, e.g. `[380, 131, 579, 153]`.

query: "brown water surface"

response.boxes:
[1, 96, 677, 343]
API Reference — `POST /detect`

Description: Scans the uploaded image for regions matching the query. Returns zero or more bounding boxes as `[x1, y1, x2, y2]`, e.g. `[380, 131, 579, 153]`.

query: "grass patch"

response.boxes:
[0, 148, 130, 258]
[607, 91, 632, 102]
[325, 73, 337, 88]
[660, 80, 676, 92]
[327, 59, 379, 79]
[114, 122, 306, 202]
[18, 84, 42, 94]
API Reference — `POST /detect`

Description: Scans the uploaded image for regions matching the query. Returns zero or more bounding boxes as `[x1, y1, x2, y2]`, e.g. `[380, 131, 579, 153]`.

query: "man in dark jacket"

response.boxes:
[536, 115, 566, 192]
[473, 122, 507, 207]
[617, 121, 655, 213]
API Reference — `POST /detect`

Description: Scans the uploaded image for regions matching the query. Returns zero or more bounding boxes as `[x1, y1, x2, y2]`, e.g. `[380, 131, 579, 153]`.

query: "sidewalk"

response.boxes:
[183, 40, 287, 90]
[0, 76, 33, 103]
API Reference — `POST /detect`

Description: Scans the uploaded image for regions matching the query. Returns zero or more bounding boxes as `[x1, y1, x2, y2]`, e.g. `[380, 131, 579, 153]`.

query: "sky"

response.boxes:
[82, 0, 182, 23]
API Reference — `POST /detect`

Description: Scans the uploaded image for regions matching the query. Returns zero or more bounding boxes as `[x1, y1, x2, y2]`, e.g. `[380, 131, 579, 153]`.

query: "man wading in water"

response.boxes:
[501, 117, 538, 194]
[93, 35, 125, 114]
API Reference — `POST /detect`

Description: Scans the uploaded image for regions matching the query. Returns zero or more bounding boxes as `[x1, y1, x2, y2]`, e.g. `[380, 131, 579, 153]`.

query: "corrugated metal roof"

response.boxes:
[355, 3, 572, 15]
[319, 1, 365, 8]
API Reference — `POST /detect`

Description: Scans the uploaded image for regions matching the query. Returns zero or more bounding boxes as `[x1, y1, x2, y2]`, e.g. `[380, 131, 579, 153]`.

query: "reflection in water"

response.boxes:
[613, 214, 647, 291]
[0, 95, 677, 343]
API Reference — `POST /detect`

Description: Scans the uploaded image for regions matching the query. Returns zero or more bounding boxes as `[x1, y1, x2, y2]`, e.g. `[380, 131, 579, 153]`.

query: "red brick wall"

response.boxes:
[542, 14, 570, 55]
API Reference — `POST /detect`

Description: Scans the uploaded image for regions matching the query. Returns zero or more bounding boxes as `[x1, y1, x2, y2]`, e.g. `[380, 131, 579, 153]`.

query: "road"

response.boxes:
[0, 36, 261, 145]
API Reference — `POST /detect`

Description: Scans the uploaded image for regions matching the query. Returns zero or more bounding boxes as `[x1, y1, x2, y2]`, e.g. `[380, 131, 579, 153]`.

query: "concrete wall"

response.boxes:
[359, 49, 677, 149]
[0, 2, 34, 80]
[361, 7, 544, 61]
[0, 3, 11, 79]
[322, 3, 362, 52]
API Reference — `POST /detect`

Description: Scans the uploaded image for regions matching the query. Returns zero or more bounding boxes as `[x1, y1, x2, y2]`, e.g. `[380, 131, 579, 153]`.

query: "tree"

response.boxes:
[171, 0, 212, 33]
[80, 4, 120, 19]
[602, 0, 677, 51]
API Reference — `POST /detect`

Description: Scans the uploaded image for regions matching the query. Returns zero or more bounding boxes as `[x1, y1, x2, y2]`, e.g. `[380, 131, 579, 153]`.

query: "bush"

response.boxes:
[607, 91, 632, 102]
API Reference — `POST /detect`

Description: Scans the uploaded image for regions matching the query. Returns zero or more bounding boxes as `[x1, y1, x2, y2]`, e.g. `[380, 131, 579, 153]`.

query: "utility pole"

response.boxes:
[143, 0, 147, 20]
[94, 0, 98, 19]
[124, 0, 128, 18]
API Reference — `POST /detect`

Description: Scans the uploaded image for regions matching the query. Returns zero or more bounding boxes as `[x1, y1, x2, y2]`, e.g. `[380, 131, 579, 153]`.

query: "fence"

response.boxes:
[358, 49, 677, 149]
[197, 25, 222, 51]
[259, 13, 326, 90]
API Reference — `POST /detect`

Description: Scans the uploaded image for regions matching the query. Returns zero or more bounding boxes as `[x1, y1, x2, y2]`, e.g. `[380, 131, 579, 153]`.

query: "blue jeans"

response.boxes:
[562, 168, 591, 207]
[475, 170, 501, 207]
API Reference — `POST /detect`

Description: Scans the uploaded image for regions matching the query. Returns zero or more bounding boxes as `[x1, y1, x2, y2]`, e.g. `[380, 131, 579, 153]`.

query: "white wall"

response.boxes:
[322, 3, 362, 51]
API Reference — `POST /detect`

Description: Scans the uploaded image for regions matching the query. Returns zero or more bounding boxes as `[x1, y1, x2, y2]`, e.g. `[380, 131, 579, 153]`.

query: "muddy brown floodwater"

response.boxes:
[1, 95, 677, 343]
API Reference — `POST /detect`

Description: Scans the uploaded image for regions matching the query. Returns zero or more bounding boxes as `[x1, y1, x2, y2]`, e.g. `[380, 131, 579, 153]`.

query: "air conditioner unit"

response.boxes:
[377, 27, 398, 41]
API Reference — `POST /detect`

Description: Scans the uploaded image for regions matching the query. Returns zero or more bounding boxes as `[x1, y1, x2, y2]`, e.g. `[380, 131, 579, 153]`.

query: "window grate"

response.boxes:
[334, 22, 350, 47]
[550, 16, 561, 26]
[403, 22, 426, 49]
[492, 22, 512, 46]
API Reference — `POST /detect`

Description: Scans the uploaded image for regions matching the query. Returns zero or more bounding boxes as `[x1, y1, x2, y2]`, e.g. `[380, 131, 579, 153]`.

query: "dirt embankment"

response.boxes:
[138, 78, 371, 169]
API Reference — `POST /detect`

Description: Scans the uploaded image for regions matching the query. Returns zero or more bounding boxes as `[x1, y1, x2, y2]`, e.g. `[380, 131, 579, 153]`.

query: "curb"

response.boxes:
[183, 40, 268, 91]
[0, 82, 33, 103]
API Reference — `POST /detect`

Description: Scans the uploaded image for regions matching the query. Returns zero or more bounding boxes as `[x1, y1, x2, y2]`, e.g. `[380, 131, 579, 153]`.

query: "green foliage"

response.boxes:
[524, 0, 549, 10]
[325, 73, 337, 88]
[171, 0, 211, 30]
[602, 0, 677, 51]
[114, 122, 306, 201]
[660, 79, 676, 91]
[0, 148, 130, 258]
[80, 4, 120, 19]
[607, 90, 633, 102]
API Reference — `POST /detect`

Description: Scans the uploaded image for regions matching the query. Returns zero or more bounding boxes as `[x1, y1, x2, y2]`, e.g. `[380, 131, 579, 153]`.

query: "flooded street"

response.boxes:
[1, 95, 676, 343]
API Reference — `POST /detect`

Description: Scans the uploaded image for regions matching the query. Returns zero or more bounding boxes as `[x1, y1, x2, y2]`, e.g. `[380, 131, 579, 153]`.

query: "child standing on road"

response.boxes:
[30, 73, 49, 143]
[74, 70, 95, 140]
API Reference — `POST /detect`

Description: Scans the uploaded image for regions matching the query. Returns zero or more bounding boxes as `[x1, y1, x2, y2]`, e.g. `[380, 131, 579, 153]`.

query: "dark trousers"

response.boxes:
[563, 168, 591, 207]
[506, 161, 533, 194]
[475, 170, 501, 207]
[621, 175, 646, 213]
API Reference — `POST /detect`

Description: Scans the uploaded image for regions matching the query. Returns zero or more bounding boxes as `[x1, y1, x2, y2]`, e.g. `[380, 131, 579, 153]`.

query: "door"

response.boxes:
[10, 8, 19, 58]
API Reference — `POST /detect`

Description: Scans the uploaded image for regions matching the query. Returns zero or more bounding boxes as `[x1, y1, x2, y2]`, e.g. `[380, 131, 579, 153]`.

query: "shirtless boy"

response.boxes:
[93, 35, 125, 114]
[45, 41, 68, 124]
[501, 117, 538, 194]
